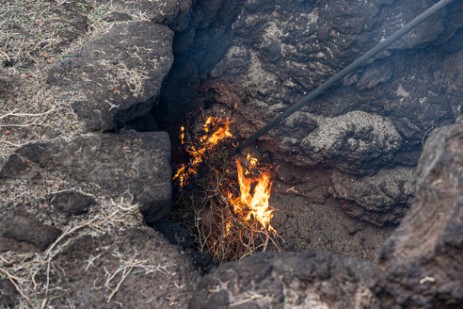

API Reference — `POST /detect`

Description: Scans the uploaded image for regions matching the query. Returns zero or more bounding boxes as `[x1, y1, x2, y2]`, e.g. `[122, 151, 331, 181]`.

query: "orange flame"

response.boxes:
[179, 126, 185, 145]
[174, 115, 279, 260]
[173, 116, 233, 187]
[227, 158, 276, 232]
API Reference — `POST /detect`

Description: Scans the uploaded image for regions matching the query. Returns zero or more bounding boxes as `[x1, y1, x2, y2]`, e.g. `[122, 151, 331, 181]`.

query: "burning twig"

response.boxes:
[173, 114, 282, 263]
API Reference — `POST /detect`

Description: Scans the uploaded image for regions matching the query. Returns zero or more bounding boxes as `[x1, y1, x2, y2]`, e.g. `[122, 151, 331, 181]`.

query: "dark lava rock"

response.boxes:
[0, 132, 172, 224]
[48, 21, 174, 132]
[112, 0, 192, 32]
[300, 111, 402, 175]
[49, 227, 199, 309]
[3, 213, 62, 251]
[190, 251, 381, 309]
[377, 117, 463, 308]
[208, 0, 460, 172]
[196, 0, 462, 226]
[330, 167, 415, 226]
[154, 0, 244, 127]
[0, 279, 18, 309]
[48, 190, 95, 216]
[153, 219, 215, 274]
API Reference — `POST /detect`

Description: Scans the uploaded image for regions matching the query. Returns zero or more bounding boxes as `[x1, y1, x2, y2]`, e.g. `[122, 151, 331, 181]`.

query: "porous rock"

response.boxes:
[0, 279, 18, 309]
[377, 118, 463, 308]
[47, 21, 174, 131]
[2, 212, 62, 251]
[190, 251, 381, 309]
[0, 132, 172, 224]
[50, 227, 199, 309]
[301, 111, 402, 175]
[330, 167, 415, 226]
[209, 0, 461, 173]
[197, 0, 459, 230]
[48, 190, 95, 216]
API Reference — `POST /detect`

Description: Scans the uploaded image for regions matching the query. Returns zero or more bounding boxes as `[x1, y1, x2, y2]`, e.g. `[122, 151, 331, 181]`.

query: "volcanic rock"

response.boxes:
[190, 251, 381, 309]
[47, 21, 174, 132]
[50, 227, 199, 309]
[2, 212, 62, 251]
[194, 0, 463, 226]
[330, 166, 415, 226]
[0, 279, 18, 309]
[377, 118, 463, 308]
[0, 132, 172, 224]
[301, 111, 402, 175]
[48, 190, 95, 217]
[208, 0, 460, 168]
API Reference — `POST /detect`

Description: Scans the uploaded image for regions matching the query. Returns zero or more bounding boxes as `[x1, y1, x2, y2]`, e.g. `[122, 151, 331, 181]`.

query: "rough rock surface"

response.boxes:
[2, 212, 62, 251]
[48, 190, 96, 217]
[196, 0, 463, 225]
[210, 0, 461, 146]
[154, 0, 244, 128]
[0, 279, 18, 309]
[301, 111, 402, 175]
[377, 118, 463, 308]
[47, 21, 174, 131]
[330, 167, 415, 226]
[190, 251, 381, 309]
[51, 227, 199, 309]
[1, 1, 197, 307]
[0, 132, 171, 224]
[111, 0, 192, 32]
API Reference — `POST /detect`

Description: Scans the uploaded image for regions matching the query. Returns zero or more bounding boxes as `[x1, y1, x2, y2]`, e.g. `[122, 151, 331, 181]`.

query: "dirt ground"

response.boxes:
[267, 161, 394, 261]
[271, 191, 393, 261]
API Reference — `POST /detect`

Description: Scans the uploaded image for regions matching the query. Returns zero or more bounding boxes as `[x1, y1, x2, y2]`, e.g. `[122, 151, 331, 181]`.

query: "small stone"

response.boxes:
[3, 213, 62, 251]
[49, 190, 95, 216]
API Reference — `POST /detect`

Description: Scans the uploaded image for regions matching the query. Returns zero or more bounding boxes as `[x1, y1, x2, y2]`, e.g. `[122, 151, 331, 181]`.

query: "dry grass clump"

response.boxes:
[97, 59, 150, 98]
[174, 114, 282, 263]
[0, 191, 145, 309]
[193, 162, 282, 263]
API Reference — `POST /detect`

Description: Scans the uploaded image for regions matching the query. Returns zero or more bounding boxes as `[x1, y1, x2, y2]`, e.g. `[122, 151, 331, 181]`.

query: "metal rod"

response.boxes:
[235, 0, 455, 153]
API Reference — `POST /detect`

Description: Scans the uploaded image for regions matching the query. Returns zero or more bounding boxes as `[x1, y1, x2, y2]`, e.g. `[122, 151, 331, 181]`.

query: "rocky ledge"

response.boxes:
[189, 117, 463, 309]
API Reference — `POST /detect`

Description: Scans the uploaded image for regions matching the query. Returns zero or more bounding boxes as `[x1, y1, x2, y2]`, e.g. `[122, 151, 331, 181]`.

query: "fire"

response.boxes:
[173, 116, 232, 187]
[174, 115, 280, 261]
[179, 126, 185, 145]
[227, 158, 276, 233]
